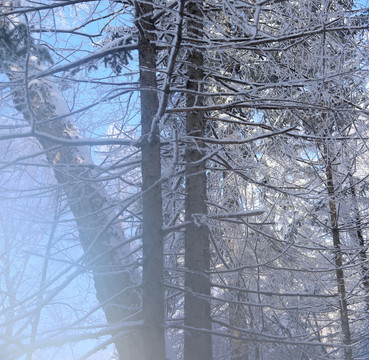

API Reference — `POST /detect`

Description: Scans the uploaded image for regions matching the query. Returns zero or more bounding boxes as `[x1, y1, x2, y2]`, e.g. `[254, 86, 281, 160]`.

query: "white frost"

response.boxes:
[29, 75, 93, 165]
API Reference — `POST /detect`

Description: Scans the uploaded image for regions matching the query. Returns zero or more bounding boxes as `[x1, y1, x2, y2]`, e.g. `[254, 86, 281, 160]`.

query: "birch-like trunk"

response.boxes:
[184, 2, 212, 360]
[11, 70, 142, 360]
[1, 13, 141, 360]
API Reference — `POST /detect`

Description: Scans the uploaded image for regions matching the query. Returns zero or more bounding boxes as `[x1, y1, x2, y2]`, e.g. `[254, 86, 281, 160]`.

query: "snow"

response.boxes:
[165, 333, 177, 360]
[208, 210, 265, 219]
[28, 75, 93, 165]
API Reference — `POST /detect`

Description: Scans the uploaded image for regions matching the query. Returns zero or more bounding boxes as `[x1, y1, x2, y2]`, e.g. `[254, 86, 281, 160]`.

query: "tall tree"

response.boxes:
[135, 0, 166, 357]
[0, 2, 141, 359]
[183, 2, 212, 360]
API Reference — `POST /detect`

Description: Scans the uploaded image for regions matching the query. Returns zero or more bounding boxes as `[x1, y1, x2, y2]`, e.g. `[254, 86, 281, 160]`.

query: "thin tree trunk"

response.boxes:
[324, 145, 353, 360]
[223, 184, 249, 360]
[184, 2, 212, 360]
[229, 286, 248, 360]
[348, 173, 369, 308]
[136, 0, 166, 358]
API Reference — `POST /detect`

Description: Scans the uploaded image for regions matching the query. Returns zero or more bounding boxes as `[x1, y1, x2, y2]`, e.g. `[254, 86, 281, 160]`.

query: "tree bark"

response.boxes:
[184, 2, 212, 360]
[12, 75, 142, 360]
[324, 144, 353, 360]
[229, 286, 249, 360]
[1, 12, 142, 360]
[348, 173, 369, 309]
[136, 0, 166, 359]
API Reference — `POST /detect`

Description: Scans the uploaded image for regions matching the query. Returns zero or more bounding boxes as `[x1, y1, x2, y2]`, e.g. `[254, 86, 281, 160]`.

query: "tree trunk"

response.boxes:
[11, 74, 142, 360]
[348, 173, 369, 308]
[1, 12, 142, 360]
[136, 0, 166, 359]
[229, 287, 249, 360]
[324, 144, 353, 360]
[184, 2, 212, 360]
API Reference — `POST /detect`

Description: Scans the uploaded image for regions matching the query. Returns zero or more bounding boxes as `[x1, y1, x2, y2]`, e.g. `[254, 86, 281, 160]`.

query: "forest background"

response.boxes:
[1, 0, 369, 359]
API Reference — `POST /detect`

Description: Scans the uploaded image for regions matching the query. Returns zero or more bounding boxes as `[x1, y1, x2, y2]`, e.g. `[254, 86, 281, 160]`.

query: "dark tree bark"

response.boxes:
[348, 173, 369, 309]
[324, 144, 353, 360]
[136, 0, 166, 359]
[229, 288, 249, 360]
[184, 2, 212, 360]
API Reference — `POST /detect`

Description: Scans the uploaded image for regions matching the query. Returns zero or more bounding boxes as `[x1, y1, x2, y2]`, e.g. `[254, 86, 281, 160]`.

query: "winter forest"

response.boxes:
[2, 0, 369, 359]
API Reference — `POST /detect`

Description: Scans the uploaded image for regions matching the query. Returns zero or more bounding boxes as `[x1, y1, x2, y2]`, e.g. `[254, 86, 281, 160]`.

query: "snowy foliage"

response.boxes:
[1, 0, 369, 359]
